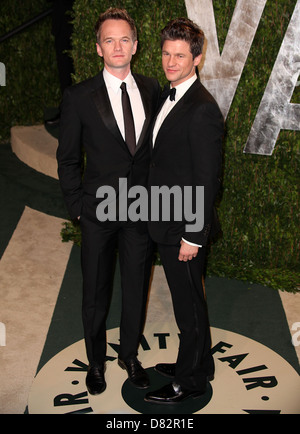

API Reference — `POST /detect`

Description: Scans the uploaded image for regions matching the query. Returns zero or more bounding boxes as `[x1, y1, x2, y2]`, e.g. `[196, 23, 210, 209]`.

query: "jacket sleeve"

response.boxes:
[56, 86, 83, 220]
[183, 101, 224, 246]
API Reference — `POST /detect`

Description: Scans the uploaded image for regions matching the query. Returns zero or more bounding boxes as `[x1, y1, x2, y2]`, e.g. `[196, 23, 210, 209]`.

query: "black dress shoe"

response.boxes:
[155, 362, 214, 382]
[155, 363, 176, 378]
[118, 357, 149, 389]
[86, 364, 106, 395]
[144, 382, 206, 404]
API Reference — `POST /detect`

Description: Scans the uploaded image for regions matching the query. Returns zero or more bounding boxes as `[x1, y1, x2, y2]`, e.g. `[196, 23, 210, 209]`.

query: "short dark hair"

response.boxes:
[160, 17, 205, 59]
[95, 8, 137, 44]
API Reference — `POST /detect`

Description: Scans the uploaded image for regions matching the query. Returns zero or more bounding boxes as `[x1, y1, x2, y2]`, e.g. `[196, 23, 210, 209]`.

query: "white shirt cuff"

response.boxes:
[182, 238, 202, 248]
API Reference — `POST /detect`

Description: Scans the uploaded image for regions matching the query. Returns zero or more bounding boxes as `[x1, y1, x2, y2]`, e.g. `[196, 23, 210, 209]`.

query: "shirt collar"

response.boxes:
[103, 68, 135, 93]
[171, 74, 197, 101]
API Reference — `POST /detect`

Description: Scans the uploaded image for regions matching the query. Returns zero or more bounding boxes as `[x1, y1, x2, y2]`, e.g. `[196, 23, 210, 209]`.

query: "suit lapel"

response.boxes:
[133, 73, 152, 152]
[91, 71, 128, 152]
[152, 80, 199, 151]
[91, 71, 154, 155]
[150, 85, 170, 151]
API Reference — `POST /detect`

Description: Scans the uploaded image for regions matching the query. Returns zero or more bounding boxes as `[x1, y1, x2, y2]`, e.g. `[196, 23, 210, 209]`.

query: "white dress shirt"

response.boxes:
[152, 74, 201, 248]
[103, 68, 146, 144]
[152, 74, 197, 145]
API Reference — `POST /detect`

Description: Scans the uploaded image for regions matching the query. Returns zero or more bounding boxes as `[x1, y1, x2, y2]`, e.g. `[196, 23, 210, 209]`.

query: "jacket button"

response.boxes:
[150, 162, 155, 168]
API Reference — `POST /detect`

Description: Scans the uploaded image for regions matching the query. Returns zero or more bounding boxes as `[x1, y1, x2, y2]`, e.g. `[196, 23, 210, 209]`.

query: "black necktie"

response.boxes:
[120, 82, 136, 155]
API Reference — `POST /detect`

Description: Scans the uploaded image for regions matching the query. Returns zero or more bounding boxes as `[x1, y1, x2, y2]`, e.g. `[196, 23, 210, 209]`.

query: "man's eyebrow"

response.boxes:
[162, 50, 185, 56]
[103, 35, 130, 40]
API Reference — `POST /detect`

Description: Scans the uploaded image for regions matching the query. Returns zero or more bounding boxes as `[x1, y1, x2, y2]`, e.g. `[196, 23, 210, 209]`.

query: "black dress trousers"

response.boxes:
[157, 243, 214, 391]
[80, 197, 154, 366]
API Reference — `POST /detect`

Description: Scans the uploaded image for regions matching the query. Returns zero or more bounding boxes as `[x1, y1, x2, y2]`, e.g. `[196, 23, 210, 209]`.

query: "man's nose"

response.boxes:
[114, 41, 122, 51]
[168, 55, 176, 66]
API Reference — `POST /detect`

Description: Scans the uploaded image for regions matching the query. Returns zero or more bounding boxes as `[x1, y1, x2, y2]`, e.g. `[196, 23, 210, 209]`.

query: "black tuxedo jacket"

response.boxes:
[57, 70, 161, 220]
[148, 79, 224, 246]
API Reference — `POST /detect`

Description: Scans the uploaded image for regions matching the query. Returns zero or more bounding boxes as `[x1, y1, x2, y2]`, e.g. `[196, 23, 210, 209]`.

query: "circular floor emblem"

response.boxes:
[28, 325, 300, 414]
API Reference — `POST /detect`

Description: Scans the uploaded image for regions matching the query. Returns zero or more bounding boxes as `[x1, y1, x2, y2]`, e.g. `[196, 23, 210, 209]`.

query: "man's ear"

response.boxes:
[132, 40, 138, 56]
[193, 54, 202, 67]
[96, 43, 103, 58]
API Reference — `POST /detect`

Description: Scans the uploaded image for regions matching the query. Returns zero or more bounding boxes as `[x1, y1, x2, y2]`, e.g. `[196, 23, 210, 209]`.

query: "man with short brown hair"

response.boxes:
[146, 17, 224, 404]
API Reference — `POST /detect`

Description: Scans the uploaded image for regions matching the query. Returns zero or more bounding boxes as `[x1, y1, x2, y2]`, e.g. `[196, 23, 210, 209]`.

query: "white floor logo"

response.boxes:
[0, 322, 6, 346]
[292, 322, 300, 347]
[28, 324, 300, 414]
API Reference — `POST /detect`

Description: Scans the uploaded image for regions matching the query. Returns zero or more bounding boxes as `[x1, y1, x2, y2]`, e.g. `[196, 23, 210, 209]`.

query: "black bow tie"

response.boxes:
[169, 87, 176, 101]
[162, 85, 176, 101]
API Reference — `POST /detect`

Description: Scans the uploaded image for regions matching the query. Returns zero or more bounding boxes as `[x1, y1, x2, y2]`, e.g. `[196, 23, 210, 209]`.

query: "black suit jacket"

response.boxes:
[148, 79, 224, 246]
[57, 70, 161, 220]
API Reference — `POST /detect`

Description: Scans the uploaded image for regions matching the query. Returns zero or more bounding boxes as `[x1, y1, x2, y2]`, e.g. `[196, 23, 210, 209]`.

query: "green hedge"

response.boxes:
[0, 0, 61, 142]
[211, 0, 299, 292]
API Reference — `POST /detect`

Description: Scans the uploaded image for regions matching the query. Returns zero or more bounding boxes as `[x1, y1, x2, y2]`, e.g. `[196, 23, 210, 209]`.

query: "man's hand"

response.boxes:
[178, 240, 199, 262]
